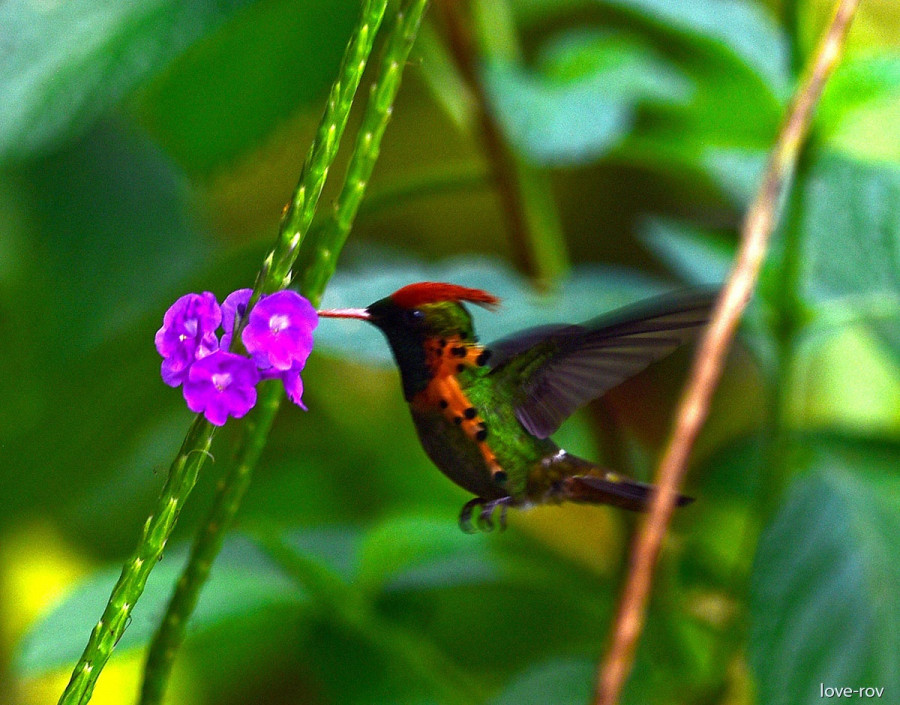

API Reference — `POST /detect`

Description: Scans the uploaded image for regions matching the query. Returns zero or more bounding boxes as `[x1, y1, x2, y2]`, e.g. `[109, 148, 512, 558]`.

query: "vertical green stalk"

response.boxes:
[138, 382, 282, 705]
[58, 416, 215, 705]
[302, 0, 431, 304]
[137, 2, 431, 703]
[61, 3, 391, 704]
[248, 0, 391, 303]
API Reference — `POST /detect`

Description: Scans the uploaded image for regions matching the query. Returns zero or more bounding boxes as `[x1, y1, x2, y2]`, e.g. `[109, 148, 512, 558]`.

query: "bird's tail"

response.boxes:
[562, 473, 694, 512]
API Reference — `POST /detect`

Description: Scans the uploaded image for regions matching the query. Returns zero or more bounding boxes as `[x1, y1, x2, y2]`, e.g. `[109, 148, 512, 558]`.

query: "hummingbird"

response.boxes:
[319, 283, 711, 532]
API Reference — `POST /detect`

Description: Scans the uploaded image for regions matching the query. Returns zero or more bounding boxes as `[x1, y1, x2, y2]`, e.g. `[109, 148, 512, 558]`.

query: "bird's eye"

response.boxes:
[405, 308, 425, 325]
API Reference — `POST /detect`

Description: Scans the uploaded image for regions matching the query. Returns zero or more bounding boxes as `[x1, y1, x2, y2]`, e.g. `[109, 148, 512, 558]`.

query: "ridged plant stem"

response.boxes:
[302, 0, 431, 305]
[58, 416, 214, 705]
[61, 3, 392, 704]
[248, 0, 390, 304]
[138, 382, 282, 705]
[136, 2, 431, 703]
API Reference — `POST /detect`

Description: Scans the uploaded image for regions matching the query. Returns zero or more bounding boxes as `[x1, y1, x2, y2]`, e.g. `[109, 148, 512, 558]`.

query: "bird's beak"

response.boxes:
[317, 308, 371, 321]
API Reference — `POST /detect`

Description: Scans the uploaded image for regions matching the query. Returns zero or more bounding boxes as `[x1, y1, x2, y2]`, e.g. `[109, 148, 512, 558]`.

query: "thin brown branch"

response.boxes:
[432, 0, 568, 284]
[433, 0, 530, 268]
[592, 2, 862, 704]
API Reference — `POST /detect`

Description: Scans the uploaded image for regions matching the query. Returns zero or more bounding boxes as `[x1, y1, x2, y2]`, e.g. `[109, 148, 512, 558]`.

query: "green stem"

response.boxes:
[62, 3, 393, 704]
[137, 2, 432, 702]
[248, 0, 391, 305]
[58, 416, 215, 705]
[138, 382, 282, 705]
[302, 0, 432, 305]
[256, 532, 486, 705]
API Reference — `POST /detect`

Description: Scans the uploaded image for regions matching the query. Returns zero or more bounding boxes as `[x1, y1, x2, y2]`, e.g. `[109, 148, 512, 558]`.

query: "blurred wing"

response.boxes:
[488, 292, 715, 438]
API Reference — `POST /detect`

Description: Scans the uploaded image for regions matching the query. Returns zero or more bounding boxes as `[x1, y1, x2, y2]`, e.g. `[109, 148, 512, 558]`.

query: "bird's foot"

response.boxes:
[458, 496, 512, 533]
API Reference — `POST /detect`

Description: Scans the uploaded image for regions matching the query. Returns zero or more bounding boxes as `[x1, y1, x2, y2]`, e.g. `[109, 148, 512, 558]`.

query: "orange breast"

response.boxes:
[410, 337, 506, 483]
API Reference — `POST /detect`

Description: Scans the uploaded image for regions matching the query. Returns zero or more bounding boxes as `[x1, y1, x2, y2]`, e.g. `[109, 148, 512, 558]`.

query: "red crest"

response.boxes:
[390, 282, 500, 310]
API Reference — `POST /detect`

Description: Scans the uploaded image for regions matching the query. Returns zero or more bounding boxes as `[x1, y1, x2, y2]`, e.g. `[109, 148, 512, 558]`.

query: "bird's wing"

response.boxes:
[487, 292, 715, 438]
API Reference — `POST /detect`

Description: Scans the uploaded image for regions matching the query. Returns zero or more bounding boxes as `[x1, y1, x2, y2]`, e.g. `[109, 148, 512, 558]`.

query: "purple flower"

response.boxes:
[155, 292, 221, 387]
[221, 288, 252, 350]
[182, 351, 260, 426]
[261, 362, 307, 410]
[242, 290, 318, 371]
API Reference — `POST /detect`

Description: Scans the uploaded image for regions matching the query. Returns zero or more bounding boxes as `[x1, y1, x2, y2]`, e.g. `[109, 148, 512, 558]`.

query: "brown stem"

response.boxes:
[432, 0, 567, 283]
[591, 1, 861, 704]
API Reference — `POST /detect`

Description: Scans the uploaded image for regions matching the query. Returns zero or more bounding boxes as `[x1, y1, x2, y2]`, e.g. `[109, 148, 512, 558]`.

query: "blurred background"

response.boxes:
[1, 0, 898, 703]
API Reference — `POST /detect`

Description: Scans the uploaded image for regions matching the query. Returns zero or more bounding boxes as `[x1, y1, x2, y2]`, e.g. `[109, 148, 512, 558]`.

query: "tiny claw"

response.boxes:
[457, 497, 512, 533]
[497, 502, 509, 531]
[459, 498, 483, 534]
[477, 506, 495, 532]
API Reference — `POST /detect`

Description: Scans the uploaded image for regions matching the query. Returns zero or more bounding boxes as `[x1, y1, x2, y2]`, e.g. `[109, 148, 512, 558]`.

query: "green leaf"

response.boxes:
[0, 0, 254, 162]
[0, 124, 213, 542]
[134, 0, 361, 174]
[597, 0, 789, 95]
[701, 147, 767, 206]
[14, 535, 304, 676]
[356, 516, 498, 594]
[281, 526, 362, 582]
[748, 440, 900, 705]
[483, 29, 689, 165]
[799, 156, 900, 304]
[795, 155, 900, 358]
[490, 658, 594, 705]
[817, 53, 900, 164]
[640, 217, 732, 286]
[317, 252, 675, 365]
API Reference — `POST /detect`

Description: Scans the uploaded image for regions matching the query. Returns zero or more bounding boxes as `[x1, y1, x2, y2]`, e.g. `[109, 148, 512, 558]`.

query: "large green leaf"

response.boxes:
[748, 440, 900, 705]
[599, 0, 784, 198]
[134, 0, 361, 174]
[483, 29, 689, 165]
[641, 218, 733, 286]
[816, 53, 900, 164]
[798, 155, 900, 307]
[356, 516, 498, 594]
[490, 658, 594, 705]
[795, 155, 900, 359]
[0, 124, 215, 543]
[14, 535, 304, 676]
[596, 0, 789, 95]
[0, 0, 254, 162]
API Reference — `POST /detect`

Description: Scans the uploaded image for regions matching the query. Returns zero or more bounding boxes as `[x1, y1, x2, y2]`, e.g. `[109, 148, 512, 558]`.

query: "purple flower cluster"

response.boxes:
[156, 289, 318, 425]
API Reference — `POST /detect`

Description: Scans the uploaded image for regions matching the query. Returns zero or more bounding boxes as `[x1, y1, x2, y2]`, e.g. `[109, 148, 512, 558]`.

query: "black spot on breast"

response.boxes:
[464, 407, 477, 419]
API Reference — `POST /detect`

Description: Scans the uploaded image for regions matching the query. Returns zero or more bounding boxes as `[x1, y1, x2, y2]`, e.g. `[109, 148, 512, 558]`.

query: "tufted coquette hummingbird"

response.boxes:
[319, 283, 711, 532]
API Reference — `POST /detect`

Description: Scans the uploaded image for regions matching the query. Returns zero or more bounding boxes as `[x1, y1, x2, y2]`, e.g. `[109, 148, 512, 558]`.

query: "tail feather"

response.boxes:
[564, 474, 694, 512]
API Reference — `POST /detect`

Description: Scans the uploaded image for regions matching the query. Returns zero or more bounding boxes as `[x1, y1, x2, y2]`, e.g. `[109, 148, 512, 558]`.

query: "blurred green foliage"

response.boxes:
[1, 1, 898, 704]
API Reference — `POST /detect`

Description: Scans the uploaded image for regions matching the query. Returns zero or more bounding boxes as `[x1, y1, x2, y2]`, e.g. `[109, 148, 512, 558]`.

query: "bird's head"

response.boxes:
[318, 282, 500, 348]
